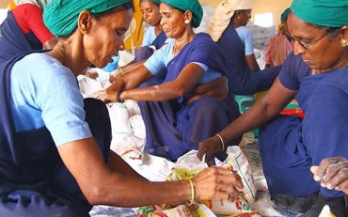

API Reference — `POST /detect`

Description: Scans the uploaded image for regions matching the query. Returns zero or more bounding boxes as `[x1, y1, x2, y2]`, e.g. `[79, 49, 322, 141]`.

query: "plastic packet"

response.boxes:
[215, 146, 257, 203]
[137, 204, 216, 217]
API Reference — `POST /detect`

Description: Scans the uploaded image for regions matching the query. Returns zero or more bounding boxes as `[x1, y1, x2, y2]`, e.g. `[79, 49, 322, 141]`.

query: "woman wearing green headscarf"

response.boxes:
[0, 0, 243, 216]
[199, 0, 348, 216]
[133, 0, 174, 62]
[97, 0, 242, 164]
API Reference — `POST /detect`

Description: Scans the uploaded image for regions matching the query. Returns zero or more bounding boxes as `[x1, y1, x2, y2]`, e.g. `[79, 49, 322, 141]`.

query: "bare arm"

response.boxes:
[197, 77, 297, 161]
[109, 59, 147, 83]
[58, 138, 244, 207]
[245, 53, 260, 71]
[98, 63, 205, 103]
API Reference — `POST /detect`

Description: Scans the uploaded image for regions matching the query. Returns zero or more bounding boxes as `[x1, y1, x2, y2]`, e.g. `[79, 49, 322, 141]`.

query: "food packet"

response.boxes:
[215, 146, 257, 203]
[137, 204, 216, 217]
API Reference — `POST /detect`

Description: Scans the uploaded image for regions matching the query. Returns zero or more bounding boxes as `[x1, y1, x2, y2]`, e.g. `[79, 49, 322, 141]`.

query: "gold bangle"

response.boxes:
[187, 179, 195, 206]
[215, 134, 225, 151]
[119, 67, 125, 76]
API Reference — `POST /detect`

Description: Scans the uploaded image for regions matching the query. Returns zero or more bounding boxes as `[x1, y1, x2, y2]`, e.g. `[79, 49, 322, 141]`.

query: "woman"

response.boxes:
[208, 0, 280, 95]
[0, 0, 57, 63]
[209, 0, 259, 72]
[134, 0, 174, 62]
[265, 8, 294, 68]
[199, 0, 348, 216]
[0, 0, 243, 216]
[97, 0, 241, 162]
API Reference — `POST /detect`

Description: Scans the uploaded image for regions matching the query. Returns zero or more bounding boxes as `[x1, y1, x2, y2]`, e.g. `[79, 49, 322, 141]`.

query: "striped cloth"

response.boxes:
[208, 0, 252, 42]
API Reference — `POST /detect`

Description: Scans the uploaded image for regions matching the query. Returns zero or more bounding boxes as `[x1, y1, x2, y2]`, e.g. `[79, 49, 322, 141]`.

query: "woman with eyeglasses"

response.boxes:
[198, 0, 348, 216]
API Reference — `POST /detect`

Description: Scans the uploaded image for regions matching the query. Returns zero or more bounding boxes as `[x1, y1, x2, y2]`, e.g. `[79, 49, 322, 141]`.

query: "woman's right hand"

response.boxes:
[197, 136, 224, 165]
[95, 90, 117, 103]
[192, 166, 243, 202]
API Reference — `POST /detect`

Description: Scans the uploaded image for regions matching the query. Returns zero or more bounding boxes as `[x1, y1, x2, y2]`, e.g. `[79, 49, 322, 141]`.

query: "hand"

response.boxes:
[197, 135, 223, 166]
[193, 167, 243, 202]
[109, 68, 123, 83]
[310, 157, 348, 194]
[95, 90, 117, 103]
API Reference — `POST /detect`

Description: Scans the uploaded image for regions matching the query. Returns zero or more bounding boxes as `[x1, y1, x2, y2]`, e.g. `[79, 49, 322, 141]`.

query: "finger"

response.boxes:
[207, 158, 214, 167]
[212, 167, 244, 188]
[215, 184, 241, 201]
[314, 158, 340, 181]
[196, 145, 207, 161]
[321, 162, 346, 184]
[323, 166, 348, 190]
[205, 149, 215, 163]
[310, 166, 321, 181]
[336, 179, 348, 194]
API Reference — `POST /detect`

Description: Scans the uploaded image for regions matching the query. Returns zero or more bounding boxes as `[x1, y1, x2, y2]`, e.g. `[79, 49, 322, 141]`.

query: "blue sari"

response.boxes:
[0, 12, 42, 64]
[216, 21, 281, 95]
[138, 33, 241, 161]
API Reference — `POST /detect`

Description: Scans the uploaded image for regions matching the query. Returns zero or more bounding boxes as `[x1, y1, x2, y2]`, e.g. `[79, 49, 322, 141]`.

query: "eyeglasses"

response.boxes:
[290, 31, 329, 49]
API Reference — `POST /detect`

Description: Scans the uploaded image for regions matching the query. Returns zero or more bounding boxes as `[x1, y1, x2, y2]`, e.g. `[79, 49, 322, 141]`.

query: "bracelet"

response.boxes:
[119, 67, 125, 76]
[187, 179, 195, 206]
[215, 134, 225, 151]
[116, 91, 124, 103]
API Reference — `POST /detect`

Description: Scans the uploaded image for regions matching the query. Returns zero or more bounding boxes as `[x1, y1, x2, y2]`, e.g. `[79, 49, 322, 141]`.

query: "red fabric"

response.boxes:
[280, 108, 304, 118]
[12, 4, 54, 44]
[265, 32, 294, 67]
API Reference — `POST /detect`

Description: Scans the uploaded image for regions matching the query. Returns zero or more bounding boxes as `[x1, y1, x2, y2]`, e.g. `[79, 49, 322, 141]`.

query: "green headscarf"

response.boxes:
[160, 0, 203, 28]
[280, 8, 290, 22]
[43, 0, 131, 37]
[152, 0, 160, 5]
[291, 0, 348, 27]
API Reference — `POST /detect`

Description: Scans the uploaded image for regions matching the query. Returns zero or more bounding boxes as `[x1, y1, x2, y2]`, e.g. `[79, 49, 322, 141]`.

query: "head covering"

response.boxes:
[151, 0, 160, 5]
[208, 0, 252, 42]
[43, 0, 131, 37]
[14, 0, 49, 9]
[291, 0, 348, 27]
[160, 0, 203, 28]
[280, 8, 290, 22]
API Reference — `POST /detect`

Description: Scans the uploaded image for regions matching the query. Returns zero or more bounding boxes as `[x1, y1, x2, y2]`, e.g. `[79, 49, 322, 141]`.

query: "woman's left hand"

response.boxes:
[95, 90, 117, 103]
[197, 135, 223, 166]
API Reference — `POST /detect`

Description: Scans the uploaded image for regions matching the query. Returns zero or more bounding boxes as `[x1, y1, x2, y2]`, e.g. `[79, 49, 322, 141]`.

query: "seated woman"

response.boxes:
[0, 0, 57, 63]
[199, 0, 348, 216]
[96, 0, 241, 162]
[208, 0, 280, 95]
[134, 0, 174, 62]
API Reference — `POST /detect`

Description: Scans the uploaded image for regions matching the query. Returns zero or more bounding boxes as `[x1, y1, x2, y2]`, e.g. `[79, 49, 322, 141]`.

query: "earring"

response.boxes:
[184, 19, 190, 24]
[341, 38, 348, 47]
